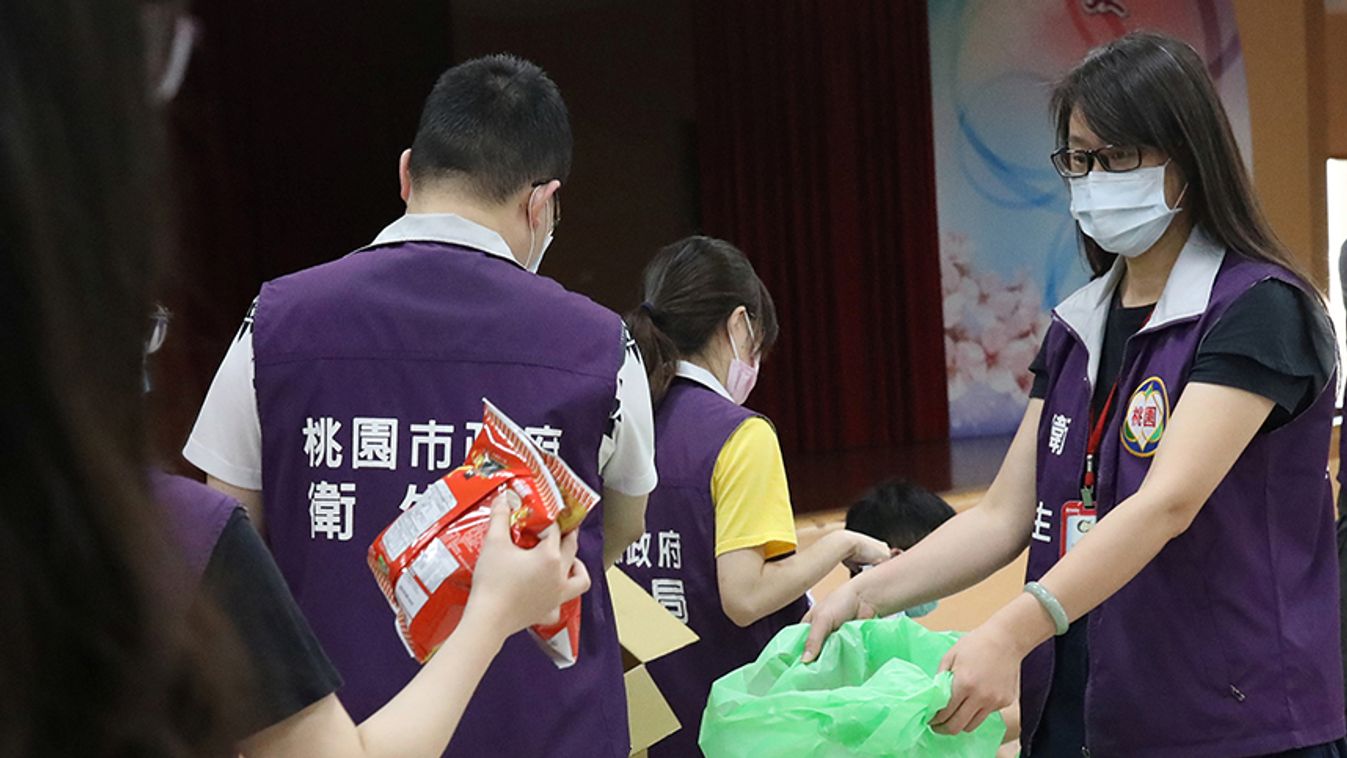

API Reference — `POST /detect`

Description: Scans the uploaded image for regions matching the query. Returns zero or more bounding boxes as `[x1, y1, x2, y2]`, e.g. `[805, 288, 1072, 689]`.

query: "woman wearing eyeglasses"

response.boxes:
[805, 31, 1344, 757]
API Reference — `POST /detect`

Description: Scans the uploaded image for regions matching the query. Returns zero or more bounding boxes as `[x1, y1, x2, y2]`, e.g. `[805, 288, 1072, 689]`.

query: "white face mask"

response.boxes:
[528, 231, 554, 274]
[903, 599, 938, 618]
[1069, 163, 1185, 258]
[525, 186, 558, 274]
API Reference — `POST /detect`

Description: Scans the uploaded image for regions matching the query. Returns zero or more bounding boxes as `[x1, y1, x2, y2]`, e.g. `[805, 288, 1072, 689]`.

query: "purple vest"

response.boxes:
[620, 379, 809, 757]
[1026, 252, 1345, 757]
[152, 470, 239, 591]
[252, 242, 629, 757]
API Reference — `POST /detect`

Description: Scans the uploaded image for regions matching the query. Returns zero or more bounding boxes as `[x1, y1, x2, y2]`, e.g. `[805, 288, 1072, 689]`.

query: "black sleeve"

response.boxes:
[199, 510, 342, 734]
[1029, 336, 1051, 399]
[1190, 279, 1336, 431]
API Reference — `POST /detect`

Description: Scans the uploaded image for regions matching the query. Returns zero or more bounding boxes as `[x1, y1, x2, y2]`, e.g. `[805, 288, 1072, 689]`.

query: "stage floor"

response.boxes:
[798, 488, 1025, 633]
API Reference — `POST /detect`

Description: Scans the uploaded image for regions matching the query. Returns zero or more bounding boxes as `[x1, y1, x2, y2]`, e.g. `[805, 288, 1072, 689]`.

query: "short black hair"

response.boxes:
[409, 54, 572, 203]
[845, 479, 955, 551]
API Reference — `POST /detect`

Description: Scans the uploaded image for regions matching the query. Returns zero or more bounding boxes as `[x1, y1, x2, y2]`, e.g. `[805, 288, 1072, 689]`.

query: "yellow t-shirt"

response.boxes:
[711, 417, 798, 559]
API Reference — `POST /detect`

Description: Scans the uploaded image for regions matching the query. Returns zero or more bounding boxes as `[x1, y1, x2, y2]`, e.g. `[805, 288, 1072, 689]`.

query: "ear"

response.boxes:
[728, 304, 756, 349]
[528, 179, 561, 228]
[398, 149, 413, 204]
[728, 305, 749, 334]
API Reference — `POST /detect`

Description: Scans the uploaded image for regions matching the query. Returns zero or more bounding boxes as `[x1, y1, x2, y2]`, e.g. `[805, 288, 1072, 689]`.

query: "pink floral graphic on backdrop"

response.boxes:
[941, 233, 1049, 435]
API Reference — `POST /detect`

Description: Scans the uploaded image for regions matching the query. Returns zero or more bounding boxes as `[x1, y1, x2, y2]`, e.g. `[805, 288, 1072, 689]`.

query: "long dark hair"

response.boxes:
[626, 236, 778, 404]
[1052, 31, 1313, 286]
[1, 0, 237, 754]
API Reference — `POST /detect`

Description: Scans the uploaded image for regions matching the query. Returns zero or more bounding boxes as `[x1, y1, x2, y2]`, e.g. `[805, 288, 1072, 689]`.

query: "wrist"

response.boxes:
[827, 529, 859, 559]
[459, 601, 514, 651]
[844, 567, 887, 616]
[989, 592, 1056, 657]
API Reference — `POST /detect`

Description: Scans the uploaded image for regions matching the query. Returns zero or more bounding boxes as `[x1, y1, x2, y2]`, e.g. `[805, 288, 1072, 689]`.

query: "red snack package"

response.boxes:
[367, 399, 599, 666]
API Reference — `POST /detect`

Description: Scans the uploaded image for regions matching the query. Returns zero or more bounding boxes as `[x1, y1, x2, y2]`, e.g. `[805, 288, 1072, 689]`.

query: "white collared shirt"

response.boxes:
[675, 360, 735, 402]
[183, 213, 658, 497]
[364, 213, 521, 265]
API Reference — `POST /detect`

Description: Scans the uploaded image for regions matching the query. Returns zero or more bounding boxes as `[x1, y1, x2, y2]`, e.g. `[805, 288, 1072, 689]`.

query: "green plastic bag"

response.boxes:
[699, 616, 1005, 757]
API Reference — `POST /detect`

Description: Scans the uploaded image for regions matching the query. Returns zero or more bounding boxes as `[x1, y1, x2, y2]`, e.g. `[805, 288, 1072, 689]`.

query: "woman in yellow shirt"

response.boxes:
[619, 236, 890, 756]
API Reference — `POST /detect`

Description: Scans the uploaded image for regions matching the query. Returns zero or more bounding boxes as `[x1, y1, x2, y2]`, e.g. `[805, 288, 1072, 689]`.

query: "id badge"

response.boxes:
[1060, 500, 1096, 557]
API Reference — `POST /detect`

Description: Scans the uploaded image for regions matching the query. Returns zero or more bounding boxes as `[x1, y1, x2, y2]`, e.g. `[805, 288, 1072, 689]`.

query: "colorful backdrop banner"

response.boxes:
[930, 0, 1251, 438]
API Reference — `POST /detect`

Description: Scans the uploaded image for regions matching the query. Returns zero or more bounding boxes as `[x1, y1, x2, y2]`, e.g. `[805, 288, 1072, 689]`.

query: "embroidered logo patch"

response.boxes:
[1121, 376, 1168, 457]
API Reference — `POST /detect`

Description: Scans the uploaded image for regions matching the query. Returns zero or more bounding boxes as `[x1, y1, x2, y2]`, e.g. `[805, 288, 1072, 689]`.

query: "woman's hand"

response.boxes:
[922, 383, 1278, 736]
[931, 622, 1024, 735]
[462, 491, 591, 640]
[800, 583, 876, 663]
[840, 530, 894, 574]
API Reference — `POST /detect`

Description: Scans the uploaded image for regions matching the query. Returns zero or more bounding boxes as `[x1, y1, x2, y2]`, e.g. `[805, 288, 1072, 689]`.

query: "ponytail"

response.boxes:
[625, 304, 680, 405]
[625, 236, 777, 407]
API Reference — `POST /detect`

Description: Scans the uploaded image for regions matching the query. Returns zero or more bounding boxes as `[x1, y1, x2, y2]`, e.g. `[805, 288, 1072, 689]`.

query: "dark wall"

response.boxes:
[158, 0, 698, 468]
[450, 0, 699, 311]
[156, 1, 453, 465]
[156, 0, 943, 482]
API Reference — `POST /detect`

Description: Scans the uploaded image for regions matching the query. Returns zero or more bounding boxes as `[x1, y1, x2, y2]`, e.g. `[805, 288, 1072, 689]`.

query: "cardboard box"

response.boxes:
[625, 665, 678, 758]
[607, 567, 699, 756]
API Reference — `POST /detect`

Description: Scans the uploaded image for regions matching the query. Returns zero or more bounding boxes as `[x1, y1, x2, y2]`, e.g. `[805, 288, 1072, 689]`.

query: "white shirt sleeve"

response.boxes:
[186, 307, 654, 495]
[182, 304, 263, 490]
[598, 326, 658, 496]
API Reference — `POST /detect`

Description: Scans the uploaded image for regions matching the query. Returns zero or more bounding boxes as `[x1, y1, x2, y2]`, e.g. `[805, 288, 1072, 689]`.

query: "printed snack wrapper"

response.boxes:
[367, 399, 599, 667]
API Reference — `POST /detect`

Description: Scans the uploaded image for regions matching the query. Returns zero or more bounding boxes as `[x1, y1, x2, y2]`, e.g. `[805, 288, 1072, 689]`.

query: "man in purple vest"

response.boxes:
[184, 54, 657, 757]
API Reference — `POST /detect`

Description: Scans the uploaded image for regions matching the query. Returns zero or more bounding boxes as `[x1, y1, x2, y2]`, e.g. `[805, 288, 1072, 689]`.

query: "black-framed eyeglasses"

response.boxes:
[1050, 145, 1143, 178]
[531, 179, 561, 231]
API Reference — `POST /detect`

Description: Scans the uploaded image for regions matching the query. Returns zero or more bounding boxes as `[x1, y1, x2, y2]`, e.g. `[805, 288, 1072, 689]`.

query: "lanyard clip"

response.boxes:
[1081, 453, 1096, 509]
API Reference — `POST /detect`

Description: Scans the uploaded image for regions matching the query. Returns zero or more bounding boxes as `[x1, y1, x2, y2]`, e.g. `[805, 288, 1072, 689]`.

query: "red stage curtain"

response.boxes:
[693, 0, 948, 453]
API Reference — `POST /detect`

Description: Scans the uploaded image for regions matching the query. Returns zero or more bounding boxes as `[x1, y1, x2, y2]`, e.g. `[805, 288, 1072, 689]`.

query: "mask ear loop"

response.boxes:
[1171, 180, 1190, 212]
[525, 185, 543, 271]
[728, 311, 757, 364]
[1155, 158, 1190, 211]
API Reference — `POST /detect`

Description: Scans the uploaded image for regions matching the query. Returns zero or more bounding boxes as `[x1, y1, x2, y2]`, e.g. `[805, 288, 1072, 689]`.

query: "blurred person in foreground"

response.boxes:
[1, 2, 586, 756]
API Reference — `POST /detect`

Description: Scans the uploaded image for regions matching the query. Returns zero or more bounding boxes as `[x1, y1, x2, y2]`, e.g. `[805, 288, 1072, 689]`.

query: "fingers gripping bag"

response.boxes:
[367, 399, 598, 666]
[700, 616, 1005, 758]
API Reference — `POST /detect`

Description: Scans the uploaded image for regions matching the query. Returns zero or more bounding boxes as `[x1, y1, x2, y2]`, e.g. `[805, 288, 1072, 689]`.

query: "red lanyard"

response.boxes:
[1081, 310, 1151, 509]
[1080, 382, 1118, 509]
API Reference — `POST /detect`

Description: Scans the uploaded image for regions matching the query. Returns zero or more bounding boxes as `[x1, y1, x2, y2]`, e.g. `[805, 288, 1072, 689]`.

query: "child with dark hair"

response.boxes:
[846, 479, 956, 554]
[844, 480, 955, 617]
